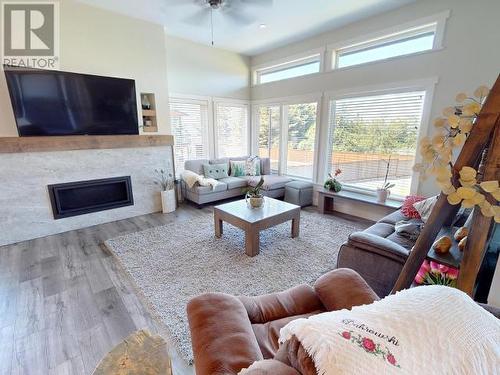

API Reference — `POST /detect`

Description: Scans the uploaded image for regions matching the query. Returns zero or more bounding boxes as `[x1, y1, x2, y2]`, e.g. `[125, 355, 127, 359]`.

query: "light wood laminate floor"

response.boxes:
[0, 204, 370, 375]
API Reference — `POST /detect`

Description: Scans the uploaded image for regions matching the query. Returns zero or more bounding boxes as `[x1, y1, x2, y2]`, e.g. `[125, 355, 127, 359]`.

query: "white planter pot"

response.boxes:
[161, 190, 176, 213]
[376, 189, 390, 203]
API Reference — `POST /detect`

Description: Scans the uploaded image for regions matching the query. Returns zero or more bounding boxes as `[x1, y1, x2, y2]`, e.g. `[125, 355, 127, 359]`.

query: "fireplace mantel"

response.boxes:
[0, 134, 174, 153]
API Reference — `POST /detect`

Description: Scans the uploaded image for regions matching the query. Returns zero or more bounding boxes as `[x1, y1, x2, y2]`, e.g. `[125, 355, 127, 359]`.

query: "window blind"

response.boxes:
[285, 102, 318, 179]
[257, 105, 280, 172]
[169, 99, 209, 176]
[328, 91, 425, 196]
[216, 103, 248, 157]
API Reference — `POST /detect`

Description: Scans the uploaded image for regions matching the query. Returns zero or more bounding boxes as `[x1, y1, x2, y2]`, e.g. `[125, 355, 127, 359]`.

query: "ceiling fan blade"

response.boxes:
[183, 8, 211, 25]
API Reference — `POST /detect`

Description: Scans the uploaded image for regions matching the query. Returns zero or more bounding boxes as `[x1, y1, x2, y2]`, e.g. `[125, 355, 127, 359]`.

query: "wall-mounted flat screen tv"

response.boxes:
[4, 66, 139, 136]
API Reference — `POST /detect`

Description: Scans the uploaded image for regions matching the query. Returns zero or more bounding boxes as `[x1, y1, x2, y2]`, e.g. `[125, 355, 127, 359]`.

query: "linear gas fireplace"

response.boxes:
[48, 176, 134, 219]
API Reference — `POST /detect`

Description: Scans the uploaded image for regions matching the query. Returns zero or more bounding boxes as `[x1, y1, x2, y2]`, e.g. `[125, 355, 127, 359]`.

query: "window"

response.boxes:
[169, 98, 210, 176]
[215, 102, 249, 157]
[285, 102, 318, 180]
[328, 91, 425, 197]
[257, 105, 280, 172]
[255, 54, 321, 85]
[334, 24, 436, 69]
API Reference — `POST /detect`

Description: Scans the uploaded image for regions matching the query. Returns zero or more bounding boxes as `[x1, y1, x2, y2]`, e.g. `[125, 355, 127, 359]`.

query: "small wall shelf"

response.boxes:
[140, 93, 158, 133]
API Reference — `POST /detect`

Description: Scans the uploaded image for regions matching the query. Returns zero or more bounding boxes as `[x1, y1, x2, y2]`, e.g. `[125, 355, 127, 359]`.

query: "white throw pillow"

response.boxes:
[413, 196, 438, 222]
[245, 157, 260, 176]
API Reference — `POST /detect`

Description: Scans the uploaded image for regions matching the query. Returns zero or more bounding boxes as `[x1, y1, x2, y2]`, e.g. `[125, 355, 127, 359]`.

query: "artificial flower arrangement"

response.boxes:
[414, 260, 459, 287]
[324, 168, 342, 192]
[412, 85, 500, 223]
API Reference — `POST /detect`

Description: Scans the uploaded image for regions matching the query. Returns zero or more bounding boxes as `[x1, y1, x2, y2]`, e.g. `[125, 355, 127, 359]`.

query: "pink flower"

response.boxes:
[447, 267, 459, 280]
[335, 168, 342, 177]
[342, 331, 351, 339]
[438, 264, 449, 273]
[387, 353, 397, 366]
[415, 269, 427, 284]
[362, 338, 376, 352]
[421, 260, 431, 273]
[430, 261, 441, 274]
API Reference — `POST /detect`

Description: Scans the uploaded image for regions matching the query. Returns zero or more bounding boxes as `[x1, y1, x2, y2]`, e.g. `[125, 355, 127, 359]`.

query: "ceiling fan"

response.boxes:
[166, 0, 273, 45]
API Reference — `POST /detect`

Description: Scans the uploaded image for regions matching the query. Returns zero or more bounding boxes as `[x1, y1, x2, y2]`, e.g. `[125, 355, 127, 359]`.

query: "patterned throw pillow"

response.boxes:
[202, 163, 229, 180]
[401, 195, 426, 219]
[245, 157, 261, 176]
[230, 160, 246, 177]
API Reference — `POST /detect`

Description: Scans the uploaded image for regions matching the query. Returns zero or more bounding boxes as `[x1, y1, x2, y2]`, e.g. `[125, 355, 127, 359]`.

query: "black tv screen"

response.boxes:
[4, 66, 139, 136]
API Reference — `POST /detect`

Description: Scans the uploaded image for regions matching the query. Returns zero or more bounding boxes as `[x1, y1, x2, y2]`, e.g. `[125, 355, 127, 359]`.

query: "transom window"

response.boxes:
[334, 24, 436, 69]
[255, 54, 321, 85]
[327, 91, 425, 197]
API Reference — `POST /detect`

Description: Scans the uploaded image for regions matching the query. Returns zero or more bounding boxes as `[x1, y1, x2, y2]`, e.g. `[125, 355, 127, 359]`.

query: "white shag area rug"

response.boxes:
[104, 210, 364, 364]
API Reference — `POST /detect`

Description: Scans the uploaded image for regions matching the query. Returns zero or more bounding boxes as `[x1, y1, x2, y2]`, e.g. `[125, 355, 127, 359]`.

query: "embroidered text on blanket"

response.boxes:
[342, 319, 400, 346]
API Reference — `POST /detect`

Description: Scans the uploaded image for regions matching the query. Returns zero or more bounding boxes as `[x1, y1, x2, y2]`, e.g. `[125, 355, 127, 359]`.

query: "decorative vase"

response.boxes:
[246, 193, 264, 208]
[161, 189, 176, 213]
[141, 95, 151, 110]
[376, 188, 390, 203]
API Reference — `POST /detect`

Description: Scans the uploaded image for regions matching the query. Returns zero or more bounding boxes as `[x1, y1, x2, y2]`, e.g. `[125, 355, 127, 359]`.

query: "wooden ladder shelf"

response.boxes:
[392, 75, 500, 296]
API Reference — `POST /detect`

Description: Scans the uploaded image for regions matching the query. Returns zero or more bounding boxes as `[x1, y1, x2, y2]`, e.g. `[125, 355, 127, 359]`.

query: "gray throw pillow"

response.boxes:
[203, 163, 229, 180]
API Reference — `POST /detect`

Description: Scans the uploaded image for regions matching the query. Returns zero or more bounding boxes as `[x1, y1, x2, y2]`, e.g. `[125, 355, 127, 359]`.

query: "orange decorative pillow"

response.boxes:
[401, 195, 426, 218]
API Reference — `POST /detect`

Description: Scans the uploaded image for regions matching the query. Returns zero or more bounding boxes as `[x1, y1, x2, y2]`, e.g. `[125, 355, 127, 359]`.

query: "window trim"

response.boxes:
[328, 10, 450, 71]
[323, 77, 438, 197]
[252, 48, 325, 86]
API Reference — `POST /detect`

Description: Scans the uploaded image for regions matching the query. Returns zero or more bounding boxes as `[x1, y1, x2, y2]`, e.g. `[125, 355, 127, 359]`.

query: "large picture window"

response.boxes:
[169, 98, 210, 176]
[285, 102, 318, 179]
[215, 102, 249, 157]
[257, 105, 280, 172]
[328, 91, 425, 197]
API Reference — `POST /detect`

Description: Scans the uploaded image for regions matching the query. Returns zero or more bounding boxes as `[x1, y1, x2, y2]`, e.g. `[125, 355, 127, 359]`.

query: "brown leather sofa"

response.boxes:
[187, 269, 379, 375]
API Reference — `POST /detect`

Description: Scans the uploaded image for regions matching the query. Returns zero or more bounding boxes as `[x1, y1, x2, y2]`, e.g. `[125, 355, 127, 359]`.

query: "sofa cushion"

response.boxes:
[203, 163, 229, 180]
[246, 175, 293, 191]
[188, 182, 227, 195]
[219, 177, 248, 190]
[378, 210, 408, 225]
[285, 180, 313, 190]
[185, 159, 209, 175]
[210, 157, 230, 165]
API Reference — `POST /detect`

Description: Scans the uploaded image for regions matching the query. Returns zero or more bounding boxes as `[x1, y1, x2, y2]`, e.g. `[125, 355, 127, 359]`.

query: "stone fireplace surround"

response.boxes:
[0, 136, 173, 246]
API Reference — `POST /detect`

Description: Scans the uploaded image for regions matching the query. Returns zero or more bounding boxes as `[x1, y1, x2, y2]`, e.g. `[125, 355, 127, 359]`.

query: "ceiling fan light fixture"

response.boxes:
[259, 23, 267, 29]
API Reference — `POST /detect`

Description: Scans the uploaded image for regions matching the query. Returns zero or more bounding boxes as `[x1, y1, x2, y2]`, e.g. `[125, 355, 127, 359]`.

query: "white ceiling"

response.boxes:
[76, 0, 415, 56]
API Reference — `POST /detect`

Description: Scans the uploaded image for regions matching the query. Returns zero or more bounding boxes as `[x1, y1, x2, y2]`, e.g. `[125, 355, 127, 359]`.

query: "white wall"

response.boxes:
[166, 35, 250, 100]
[0, 0, 171, 136]
[250, 0, 500, 197]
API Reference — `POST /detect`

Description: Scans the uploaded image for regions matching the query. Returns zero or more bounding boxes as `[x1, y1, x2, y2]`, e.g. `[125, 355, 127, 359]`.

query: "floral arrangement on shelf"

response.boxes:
[324, 168, 342, 192]
[414, 260, 459, 287]
[412, 85, 500, 223]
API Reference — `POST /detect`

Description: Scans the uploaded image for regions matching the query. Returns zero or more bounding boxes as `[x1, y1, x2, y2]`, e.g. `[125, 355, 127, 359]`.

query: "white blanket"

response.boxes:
[279, 286, 500, 375]
[181, 170, 222, 189]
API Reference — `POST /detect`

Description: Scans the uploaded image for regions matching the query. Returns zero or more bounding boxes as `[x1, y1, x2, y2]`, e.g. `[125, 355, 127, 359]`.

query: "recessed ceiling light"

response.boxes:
[259, 24, 267, 29]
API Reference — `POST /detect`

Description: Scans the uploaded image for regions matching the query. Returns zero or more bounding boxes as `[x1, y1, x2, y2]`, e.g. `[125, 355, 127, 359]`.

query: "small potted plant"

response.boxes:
[324, 168, 342, 192]
[154, 165, 175, 213]
[243, 176, 265, 208]
[377, 157, 395, 203]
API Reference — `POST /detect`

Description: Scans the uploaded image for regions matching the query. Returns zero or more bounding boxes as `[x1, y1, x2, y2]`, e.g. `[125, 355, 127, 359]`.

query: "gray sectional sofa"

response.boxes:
[182, 156, 293, 205]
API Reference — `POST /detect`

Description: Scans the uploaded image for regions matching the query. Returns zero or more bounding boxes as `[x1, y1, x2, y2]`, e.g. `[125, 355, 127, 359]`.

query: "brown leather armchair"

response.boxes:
[187, 269, 379, 375]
